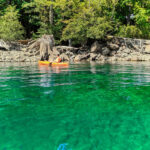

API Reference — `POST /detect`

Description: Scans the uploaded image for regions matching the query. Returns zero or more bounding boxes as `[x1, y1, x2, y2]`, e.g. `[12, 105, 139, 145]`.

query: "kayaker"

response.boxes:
[49, 54, 61, 66]
[54, 54, 61, 63]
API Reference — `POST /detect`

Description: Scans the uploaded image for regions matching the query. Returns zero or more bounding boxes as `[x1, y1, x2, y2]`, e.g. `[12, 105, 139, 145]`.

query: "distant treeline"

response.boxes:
[0, 0, 149, 45]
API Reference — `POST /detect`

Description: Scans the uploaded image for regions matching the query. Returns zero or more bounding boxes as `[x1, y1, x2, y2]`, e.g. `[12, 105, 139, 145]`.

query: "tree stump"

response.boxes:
[27, 35, 55, 60]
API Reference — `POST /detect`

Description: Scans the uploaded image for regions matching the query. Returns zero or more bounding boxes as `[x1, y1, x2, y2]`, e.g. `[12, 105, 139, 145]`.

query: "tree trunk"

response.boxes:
[49, 0, 54, 25]
[69, 39, 72, 47]
[89, 0, 90, 7]
[7, 0, 12, 5]
[127, 6, 131, 25]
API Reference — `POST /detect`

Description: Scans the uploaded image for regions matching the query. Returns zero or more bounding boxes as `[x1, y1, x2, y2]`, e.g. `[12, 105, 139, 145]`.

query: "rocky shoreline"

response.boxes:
[0, 36, 150, 62]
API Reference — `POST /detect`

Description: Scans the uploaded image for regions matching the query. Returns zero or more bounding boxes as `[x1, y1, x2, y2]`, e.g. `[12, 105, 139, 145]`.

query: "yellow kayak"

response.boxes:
[38, 61, 69, 67]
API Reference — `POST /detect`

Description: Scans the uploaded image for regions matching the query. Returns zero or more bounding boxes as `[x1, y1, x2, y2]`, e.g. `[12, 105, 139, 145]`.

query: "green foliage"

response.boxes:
[134, 2, 150, 38]
[62, 14, 112, 45]
[118, 25, 142, 38]
[0, 0, 150, 43]
[86, 17, 113, 39]
[115, 0, 150, 39]
[61, 1, 113, 45]
[32, 23, 52, 39]
[0, 5, 24, 41]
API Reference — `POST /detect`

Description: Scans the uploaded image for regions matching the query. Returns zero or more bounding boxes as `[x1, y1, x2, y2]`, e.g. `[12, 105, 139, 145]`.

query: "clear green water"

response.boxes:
[1, 62, 150, 150]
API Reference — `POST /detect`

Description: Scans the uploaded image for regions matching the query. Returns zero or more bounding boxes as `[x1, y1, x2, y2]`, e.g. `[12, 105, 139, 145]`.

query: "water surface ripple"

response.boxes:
[0, 62, 150, 150]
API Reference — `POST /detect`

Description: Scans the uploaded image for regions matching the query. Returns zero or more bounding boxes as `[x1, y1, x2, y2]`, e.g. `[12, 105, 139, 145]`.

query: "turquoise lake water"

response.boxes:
[1, 62, 150, 150]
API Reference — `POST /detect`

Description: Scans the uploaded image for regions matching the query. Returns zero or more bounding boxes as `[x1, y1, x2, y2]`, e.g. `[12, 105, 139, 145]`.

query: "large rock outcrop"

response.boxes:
[0, 36, 150, 62]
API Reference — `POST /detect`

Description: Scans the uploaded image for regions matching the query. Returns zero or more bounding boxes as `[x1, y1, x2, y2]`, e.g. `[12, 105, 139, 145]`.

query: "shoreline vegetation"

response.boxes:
[0, 0, 150, 62]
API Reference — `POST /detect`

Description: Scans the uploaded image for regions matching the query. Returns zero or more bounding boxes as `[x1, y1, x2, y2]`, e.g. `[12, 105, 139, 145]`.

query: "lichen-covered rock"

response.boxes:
[60, 53, 69, 61]
[91, 41, 102, 53]
[143, 45, 150, 54]
[0, 36, 150, 62]
[74, 55, 81, 62]
[123, 48, 131, 54]
[53, 47, 60, 55]
[109, 51, 116, 56]
[120, 53, 128, 58]
[81, 53, 90, 60]
[0, 40, 10, 50]
[102, 47, 110, 56]
[109, 56, 118, 61]
[108, 43, 119, 50]
[97, 55, 106, 61]
[65, 51, 74, 57]
[130, 56, 138, 61]
[74, 54, 90, 61]
[56, 46, 79, 53]
[90, 53, 97, 61]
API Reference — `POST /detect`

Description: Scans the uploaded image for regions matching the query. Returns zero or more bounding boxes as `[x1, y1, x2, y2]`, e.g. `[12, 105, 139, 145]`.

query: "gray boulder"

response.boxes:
[74, 54, 90, 61]
[65, 51, 74, 57]
[123, 48, 131, 54]
[74, 55, 82, 61]
[90, 53, 97, 61]
[60, 53, 69, 61]
[97, 55, 106, 61]
[108, 43, 119, 50]
[109, 51, 116, 56]
[91, 41, 102, 53]
[143, 45, 150, 54]
[0, 40, 10, 50]
[120, 53, 128, 58]
[53, 47, 60, 55]
[102, 47, 110, 56]
[56, 46, 79, 53]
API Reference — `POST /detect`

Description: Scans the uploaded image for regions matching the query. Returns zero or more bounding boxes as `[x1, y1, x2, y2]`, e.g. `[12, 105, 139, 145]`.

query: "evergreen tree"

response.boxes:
[0, 0, 149, 42]
[0, 5, 24, 41]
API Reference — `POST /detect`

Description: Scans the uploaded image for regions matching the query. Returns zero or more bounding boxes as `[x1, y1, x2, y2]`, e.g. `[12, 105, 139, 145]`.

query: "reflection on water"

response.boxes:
[0, 62, 150, 149]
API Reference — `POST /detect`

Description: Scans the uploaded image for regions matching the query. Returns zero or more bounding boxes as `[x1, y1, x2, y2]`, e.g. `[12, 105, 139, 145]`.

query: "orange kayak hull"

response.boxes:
[38, 61, 69, 67]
